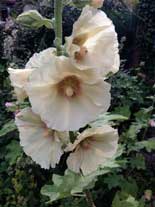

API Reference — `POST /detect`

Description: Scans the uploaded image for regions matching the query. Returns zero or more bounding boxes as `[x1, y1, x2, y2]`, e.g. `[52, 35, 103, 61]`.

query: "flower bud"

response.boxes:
[5, 102, 15, 108]
[90, 0, 104, 8]
[16, 10, 53, 29]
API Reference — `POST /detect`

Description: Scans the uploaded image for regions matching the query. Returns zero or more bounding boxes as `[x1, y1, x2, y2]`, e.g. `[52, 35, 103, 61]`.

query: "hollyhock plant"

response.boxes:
[7, 1, 121, 206]
[25, 50, 111, 131]
[15, 107, 68, 169]
[66, 5, 120, 76]
[66, 125, 118, 175]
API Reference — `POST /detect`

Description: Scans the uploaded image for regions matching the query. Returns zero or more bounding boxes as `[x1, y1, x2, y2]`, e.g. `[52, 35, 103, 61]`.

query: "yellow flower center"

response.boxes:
[57, 75, 81, 98]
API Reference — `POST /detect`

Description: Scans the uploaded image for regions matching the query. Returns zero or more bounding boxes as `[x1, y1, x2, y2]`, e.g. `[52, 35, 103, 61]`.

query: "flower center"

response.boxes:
[57, 75, 81, 98]
[74, 46, 88, 62]
[73, 35, 88, 62]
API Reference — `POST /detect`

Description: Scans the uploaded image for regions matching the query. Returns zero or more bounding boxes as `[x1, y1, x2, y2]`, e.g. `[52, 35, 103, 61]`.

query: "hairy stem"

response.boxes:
[84, 190, 96, 207]
[54, 0, 63, 56]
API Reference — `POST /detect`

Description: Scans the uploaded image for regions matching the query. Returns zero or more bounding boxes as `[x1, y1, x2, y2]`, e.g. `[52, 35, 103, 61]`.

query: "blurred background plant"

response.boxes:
[0, 0, 155, 207]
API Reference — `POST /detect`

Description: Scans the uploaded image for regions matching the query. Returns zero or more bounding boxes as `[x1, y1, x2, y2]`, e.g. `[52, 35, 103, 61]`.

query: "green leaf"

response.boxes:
[41, 170, 96, 203]
[131, 138, 155, 152]
[135, 108, 152, 128]
[5, 140, 22, 165]
[113, 105, 131, 119]
[41, 158, 120, 203]
[104, 174, 125, 190]
[90, 112, 128, 127]
[16, 10, 53, 29]
[104, 174, 138, 196]
[0, 120, 16, 137]
[112, 191, 141, 207]
[129, 154, 146, 170]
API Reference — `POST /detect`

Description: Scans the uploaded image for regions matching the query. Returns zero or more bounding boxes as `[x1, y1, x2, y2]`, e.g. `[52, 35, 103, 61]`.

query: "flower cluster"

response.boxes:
[8, 5, 120, 175]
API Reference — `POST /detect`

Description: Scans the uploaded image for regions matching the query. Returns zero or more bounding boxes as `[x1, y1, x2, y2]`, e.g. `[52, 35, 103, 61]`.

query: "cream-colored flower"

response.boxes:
[66, 6, 120, 76]
[8, 68, 33, 102]
[25, 50, 111, 131]
[66, 126, 119, 175]
[15, 107, 67, 169]
[90, 0, 104, 8]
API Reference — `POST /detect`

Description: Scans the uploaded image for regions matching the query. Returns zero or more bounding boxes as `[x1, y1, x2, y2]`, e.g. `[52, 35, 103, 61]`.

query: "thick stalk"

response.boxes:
[54, 0, 63, 56]
[84, 190, 96, 207]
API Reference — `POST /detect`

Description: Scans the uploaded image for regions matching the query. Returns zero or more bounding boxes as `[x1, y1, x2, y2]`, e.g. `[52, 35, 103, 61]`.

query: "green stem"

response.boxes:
[84, 190, 96, 207]
[54, 0, 63, 56]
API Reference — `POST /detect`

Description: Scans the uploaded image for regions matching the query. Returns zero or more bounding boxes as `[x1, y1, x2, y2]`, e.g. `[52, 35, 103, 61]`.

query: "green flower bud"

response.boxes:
[16, 10, 53, 29]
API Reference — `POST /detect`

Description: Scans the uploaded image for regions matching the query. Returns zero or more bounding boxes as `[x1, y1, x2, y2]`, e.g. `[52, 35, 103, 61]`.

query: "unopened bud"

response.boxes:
[5, 102, 15, 108]
[90, 0, 104, 8]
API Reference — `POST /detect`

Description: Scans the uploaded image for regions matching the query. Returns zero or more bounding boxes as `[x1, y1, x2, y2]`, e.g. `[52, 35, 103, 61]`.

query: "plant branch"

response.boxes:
[54, 0, 63, 56]
[84, 190, 96, 207]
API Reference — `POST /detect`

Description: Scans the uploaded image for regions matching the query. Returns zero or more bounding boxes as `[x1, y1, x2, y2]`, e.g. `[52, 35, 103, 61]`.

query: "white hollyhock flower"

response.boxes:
[8, 68, 33, 102]
[66, 126, 119, 175]
[66, 6, 120, 76]
[25, 50, 111, 131]
[15, 107, 67, 169]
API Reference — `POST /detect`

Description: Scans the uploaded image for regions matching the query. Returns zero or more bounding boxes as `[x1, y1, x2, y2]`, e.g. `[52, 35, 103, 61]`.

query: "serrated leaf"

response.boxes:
[129, 154, 145, 170]
[113, 105, 131, 118]
[5, 140, 22, 165]
[130, 138, 155, 152]
[104, 174, 124, 190]
[16, 10, 53, 29]
[90, 112, 128, 127]
[0, 120, 16, 137]
[104, 174, 138, 196]
[41, 170, 95, 203]
[41, 158, 120, 203]
[112, 192, 140, 207]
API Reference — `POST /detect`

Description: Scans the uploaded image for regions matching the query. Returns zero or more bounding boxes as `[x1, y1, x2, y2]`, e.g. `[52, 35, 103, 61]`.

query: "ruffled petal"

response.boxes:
[15, 108, 63, 169]
[67, 148, 84, 173]
[8, 68, 33, 102]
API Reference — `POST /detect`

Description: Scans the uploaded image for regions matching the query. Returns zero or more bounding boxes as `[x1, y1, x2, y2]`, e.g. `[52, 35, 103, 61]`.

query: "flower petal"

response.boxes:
[8, 68, 33, 102]
[15, 108, 63, 169]
[67, 147, 84, 173]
